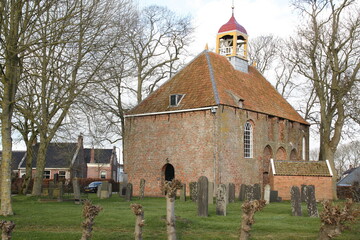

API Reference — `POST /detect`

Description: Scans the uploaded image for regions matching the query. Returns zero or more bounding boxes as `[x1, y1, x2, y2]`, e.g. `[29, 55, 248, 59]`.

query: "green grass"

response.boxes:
[1, 195, 360, 239]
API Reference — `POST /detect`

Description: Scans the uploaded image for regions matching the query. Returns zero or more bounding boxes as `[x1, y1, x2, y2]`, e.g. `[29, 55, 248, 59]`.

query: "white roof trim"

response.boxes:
[270, 158, 276, 175]
[125, 106, 218, 118]
[326, 159, 333, 176]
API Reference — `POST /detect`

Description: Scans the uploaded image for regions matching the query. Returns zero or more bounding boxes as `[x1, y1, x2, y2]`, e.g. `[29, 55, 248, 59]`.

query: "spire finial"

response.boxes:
[232, 0, 234, 16]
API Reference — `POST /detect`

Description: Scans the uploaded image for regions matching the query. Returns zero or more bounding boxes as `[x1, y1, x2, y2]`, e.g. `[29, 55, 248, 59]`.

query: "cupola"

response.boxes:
[216, 5, 248, 73]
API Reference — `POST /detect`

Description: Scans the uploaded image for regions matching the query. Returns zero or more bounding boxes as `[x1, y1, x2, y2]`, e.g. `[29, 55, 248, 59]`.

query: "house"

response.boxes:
[337, 166, 360, 187]
[15, 136, 119, 181]
[124, 11, 333, 199]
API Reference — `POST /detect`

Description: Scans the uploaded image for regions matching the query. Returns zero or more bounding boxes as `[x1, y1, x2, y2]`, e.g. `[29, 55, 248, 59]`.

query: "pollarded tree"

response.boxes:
[289, 0, 360, 199]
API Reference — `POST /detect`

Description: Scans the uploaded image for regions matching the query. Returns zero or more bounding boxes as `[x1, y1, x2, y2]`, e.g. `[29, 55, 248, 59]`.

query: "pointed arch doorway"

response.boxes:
[163, 163, 175, 182]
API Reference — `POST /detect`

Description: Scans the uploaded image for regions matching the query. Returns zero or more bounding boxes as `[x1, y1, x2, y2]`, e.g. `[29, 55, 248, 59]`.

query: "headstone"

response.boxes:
[189, 182, 198, 202]
[291, 186, 302, 216]
[253, 184, 261, 200]
[305, 185, 318, 217]
[216, 184, 227, 216]
[228, 183, 235, 203]
[180, 184, 186, 201]
[239, 184, 246, 201]
[301, 184, 306, 202]
[53, 182, 63, 201]
[245, 185, 254, 201]
[125, 183, 133, 201]
[208, 182, 214, 204]
[264, 184, 271, 204]
[49, 182, 55, 198]
[100, 181, 109, 199]
[72, 178, 81, 204]
[97, 183, 101, 197]
[139, 179, 145, 199]
[270, 190, 278, 203]
[108, 183, 112, 197]
[197, 176, 208, 217]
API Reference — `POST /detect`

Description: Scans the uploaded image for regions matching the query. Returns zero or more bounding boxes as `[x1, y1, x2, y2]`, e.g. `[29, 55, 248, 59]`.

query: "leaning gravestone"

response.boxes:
[72, 178, 81, 204]
[197, 176, 209, 217]
[180, 184, 186, 201]
[208, 182, 214, 204]
[228, 183, 235, 203]
[253, 184, 261, 200]
[305, 185, 318, 217]
[301, 185, 306, 202]
[270, 190, 279, 203]
[125, 183, 133, 202]
[216, 184, 227, 216]
[189, 182, 198, 202]
[100, 181, 110, 199]
[245, 185, 254, 201]
[139, 179, 145, 200]
[264, 184, 271, 204]
[291, 186, 302, 216]
[239, 184, 246, 201]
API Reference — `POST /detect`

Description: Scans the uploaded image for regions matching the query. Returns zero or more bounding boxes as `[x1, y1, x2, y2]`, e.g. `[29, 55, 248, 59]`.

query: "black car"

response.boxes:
[84, 181, 102, 193]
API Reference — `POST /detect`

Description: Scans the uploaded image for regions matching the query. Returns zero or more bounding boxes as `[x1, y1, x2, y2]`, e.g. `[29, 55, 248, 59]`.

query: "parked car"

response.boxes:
[84, 181, 102, 193]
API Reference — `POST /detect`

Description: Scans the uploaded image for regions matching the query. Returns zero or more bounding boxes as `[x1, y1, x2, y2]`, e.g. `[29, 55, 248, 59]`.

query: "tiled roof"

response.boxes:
[0, 151, 26, 170]
[218, 14, 247, 34]
[127, 51, 308, 125]
[84, 148, 113, 164]
[273, 161, 331, 176]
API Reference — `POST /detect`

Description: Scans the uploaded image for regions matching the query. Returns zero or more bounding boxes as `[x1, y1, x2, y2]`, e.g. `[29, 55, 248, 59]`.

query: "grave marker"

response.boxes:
[291, 186, 302, 216]
[216, 184, 227, 216]
[125, 183, 133, 201]
[197, 176, 208, 217]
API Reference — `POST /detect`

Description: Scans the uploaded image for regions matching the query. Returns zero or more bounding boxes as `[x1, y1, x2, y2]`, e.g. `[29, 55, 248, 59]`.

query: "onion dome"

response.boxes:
[218, 14, 247, 35]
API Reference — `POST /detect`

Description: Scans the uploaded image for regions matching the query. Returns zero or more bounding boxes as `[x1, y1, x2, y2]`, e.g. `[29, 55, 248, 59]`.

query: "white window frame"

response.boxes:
[244, 121, 253, 158]
[58, 171, 66, 179]
[169, 94, 184, 107]
[100, 170, 107, 179]
[43, 170, 51, 179]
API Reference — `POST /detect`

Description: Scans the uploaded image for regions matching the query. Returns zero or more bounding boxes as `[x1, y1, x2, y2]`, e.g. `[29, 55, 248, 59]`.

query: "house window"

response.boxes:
[169, 94, 184, 107]
[244, 121, 253, 158]
[20, 170, 26, 178]
[43, 170, 51, 179]
[59, 171, 66, 179]
[100, 171, 106, 179]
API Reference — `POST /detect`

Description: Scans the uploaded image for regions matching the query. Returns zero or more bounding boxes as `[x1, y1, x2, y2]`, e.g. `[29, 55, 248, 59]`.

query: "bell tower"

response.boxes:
[216, 4, 248, 73]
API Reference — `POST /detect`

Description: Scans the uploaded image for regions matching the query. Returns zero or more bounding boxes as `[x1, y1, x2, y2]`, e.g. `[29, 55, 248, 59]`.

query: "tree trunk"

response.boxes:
[21, 141, 35, 195]
[32, 140, 48, 196]
[166, 195, 176, 240]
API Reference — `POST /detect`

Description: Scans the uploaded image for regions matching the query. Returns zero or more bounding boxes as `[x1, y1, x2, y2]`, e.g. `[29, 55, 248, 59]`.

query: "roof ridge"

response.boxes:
[205, 51, 220, 105]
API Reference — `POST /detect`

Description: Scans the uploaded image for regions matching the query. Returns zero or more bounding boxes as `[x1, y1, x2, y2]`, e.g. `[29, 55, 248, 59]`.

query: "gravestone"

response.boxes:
[125, 183, 133, 202]
[239, 184, 246, 201]
[305, 185, 318, 217]
[301, 185, 306, 202]
[97, 183, 101, 197]
[180, 184, 186, 201]
[264, 184, 271, 204]
[245, 185, 254, 201]
[189, 182, 198, 202]
[100, 181, 109, 199]
[139, 179, 145, 200]
[53, 182, 64, 201]
[49, 182, 55, 198]
[197, 176, 208, 217]
[228, 183, 235, 203]
[72, 178, 81, 204]
[291, 186, 302, 216]
[208, 182, 214, 204]
[216, 184, 227, 216]
[270, 190, 278, 202]
[253, 184, 261, 200]
[108, 183, 112, 197]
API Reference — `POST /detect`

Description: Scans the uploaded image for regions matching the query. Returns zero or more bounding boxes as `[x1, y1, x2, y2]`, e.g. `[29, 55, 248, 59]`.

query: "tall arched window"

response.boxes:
[244, 121, 253, 158]
[302, 137, 306, 160]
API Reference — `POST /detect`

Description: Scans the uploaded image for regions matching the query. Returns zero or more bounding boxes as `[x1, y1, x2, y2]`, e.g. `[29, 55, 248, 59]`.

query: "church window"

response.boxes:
[170, 94, 184, 107]
[244, 121, 253, 158]
[302, 137, 306, 160]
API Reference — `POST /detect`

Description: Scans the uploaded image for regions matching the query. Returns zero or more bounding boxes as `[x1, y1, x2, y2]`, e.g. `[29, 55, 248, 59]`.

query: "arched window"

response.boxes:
[302, 137, 306, 160]
[244, 121, 253, 158]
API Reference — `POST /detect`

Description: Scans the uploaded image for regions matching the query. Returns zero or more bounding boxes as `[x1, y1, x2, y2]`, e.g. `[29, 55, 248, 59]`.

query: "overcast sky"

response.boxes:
[139, 0, 299, 55]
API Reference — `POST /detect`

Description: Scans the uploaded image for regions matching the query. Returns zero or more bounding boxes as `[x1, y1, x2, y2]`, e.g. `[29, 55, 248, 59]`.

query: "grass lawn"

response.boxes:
[1, 194, 360, 239]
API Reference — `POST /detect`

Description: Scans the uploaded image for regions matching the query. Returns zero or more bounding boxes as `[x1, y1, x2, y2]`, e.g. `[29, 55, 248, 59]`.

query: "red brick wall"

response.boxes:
[271, 175, 333, 200]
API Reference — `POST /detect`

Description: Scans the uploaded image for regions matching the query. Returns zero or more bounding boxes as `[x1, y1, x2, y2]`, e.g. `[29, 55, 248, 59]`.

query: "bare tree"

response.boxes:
[335, 141, 360, 177]
[289, 0, 360, 199]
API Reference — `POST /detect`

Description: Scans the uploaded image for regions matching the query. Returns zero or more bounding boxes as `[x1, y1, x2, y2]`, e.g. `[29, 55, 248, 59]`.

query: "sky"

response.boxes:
[139, 0, 299, 55]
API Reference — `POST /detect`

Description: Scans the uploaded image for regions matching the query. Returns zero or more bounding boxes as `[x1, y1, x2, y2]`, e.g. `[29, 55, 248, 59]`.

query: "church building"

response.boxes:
[124, 10, 333, 200]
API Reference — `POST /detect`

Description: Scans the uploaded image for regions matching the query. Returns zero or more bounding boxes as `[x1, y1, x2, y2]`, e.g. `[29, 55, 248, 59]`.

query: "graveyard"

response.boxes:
[1, 192, 360, 239]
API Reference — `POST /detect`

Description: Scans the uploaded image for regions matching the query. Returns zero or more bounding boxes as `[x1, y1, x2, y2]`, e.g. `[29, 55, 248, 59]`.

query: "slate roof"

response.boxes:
[218, 14, 247, 34]
[0, 151, 26, 171]
[84, 148, 113, 164]
[338, 167, 360, 186]
[127, 51, 308, 125]
[19, 143, 78, 168]
[273, 161, 331, 177]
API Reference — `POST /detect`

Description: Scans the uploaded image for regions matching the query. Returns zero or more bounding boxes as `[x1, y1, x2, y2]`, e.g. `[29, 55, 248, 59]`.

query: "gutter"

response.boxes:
[125, 106, 218, 118]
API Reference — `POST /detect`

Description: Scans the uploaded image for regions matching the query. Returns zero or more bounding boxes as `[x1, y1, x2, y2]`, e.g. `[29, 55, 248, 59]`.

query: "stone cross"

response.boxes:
[305, 185, 318, 217]
[290, 186, 302, 216]
[216, 184, 227, 216]
[197, 176, 208, 217]
[264, 184, 271, 204]
[180, 184, 186, 201]
[125, 183, 133, 202]
[189, 182, 198, 202]
[139, 179, 145, 200]
[228, 183, 235, 203]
